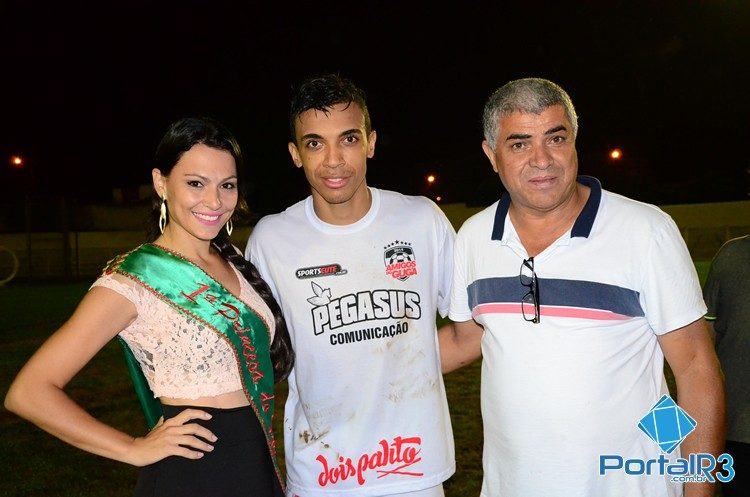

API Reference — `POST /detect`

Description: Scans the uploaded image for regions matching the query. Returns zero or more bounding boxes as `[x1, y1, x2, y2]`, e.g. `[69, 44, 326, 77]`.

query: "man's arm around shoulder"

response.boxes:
[438, 320, 483, 374]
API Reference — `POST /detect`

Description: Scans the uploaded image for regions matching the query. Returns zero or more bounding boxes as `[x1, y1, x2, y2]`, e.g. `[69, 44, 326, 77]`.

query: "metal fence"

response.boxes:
[0, 227, 253, 282]
[1, 224, 747, 284]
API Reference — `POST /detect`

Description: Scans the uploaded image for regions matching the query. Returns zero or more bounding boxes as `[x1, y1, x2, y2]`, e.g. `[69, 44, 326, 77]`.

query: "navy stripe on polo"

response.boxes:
[467, 276, 645, 318]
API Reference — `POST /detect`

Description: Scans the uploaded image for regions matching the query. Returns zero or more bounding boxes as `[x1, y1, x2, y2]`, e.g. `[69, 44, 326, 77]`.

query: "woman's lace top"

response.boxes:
[91, 262, 275, 399]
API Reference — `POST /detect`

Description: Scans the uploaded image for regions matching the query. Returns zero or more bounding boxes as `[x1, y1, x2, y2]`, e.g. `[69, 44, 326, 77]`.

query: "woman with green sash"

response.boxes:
[5, 118, 294, 497]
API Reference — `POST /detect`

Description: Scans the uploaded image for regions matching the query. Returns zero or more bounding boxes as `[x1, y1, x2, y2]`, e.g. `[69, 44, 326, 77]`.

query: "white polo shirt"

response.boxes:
[449, 176, 706, 497]
[247, 188, 456, 497]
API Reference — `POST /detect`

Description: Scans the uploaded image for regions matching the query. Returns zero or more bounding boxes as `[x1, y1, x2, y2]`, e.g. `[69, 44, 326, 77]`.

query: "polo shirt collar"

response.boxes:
[491, 175, 602, 241]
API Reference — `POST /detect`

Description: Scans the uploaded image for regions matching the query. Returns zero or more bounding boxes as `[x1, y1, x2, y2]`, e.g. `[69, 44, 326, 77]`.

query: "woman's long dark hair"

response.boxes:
[147, 117, 294, 382]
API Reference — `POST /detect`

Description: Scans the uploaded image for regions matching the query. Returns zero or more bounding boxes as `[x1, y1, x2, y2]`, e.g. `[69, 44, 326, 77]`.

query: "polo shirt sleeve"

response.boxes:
[703, 241, 732, 342]
[703, 256, 721, 322]
[449, 227, 474, 323]
[435, 208, 456, 319]
[640, 215, 707, 335]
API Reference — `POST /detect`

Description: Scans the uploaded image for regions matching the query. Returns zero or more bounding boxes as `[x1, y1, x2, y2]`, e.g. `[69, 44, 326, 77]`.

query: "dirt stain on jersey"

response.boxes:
[299, 428, 330, 445]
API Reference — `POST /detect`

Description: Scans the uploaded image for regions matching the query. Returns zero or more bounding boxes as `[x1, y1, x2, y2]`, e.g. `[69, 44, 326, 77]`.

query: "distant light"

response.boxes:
[426, 174, 436, 184]
[10, 155, 24, 168]
[436, 196, 442, 202]
[609, 148, 622, 160]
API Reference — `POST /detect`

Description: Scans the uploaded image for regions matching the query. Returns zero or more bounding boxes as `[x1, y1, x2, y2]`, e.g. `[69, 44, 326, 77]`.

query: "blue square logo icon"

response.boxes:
[637, 395, 697, 454]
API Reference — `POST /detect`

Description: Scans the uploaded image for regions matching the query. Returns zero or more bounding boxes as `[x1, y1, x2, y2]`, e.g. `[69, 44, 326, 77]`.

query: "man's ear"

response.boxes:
[366, 130, 377, 159]
[288, 142, 303, 168]
[482, 140, 499, 174]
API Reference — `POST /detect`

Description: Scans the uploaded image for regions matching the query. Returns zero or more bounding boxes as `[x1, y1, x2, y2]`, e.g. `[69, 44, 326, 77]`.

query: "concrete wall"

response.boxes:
[0, 200, 747, 281]
[660, 200, 750, 228]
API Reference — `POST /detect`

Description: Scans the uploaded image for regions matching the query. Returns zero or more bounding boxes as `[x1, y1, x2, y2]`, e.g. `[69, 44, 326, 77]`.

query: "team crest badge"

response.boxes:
[384, 241, 418, 281]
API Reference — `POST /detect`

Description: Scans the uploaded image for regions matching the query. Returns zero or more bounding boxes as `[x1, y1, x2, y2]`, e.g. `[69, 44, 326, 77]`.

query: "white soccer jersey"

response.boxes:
[247, 188, 456, 497]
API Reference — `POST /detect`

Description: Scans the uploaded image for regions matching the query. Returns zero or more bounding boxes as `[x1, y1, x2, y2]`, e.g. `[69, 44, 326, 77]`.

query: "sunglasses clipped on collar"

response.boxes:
[520, 257, 540, 324]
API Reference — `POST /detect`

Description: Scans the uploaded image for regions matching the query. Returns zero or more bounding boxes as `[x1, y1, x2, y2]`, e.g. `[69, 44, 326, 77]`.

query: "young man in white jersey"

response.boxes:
[245, 74, 455, 497]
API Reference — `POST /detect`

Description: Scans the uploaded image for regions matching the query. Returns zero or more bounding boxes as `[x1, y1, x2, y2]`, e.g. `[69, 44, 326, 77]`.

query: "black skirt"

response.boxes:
[134, 404, 284, 497]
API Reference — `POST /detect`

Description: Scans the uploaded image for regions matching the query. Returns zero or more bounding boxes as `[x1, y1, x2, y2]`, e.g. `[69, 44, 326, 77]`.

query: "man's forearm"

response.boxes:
[675, 356, 725, 497]
[437, 323, 465, 374]
[437, 321, 482, 374]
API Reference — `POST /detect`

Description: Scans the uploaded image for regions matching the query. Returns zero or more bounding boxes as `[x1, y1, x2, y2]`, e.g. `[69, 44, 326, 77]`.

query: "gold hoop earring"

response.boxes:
[225, 219, 233, 237]
[158, 198, 167, 233]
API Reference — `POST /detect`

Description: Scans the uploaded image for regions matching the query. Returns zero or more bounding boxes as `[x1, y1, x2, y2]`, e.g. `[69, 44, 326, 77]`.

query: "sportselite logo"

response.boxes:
[306, 282, 421, 346]
[599, 395, 734, 484]
[295, 263, 347, 279]
[384, 241, 418, 281]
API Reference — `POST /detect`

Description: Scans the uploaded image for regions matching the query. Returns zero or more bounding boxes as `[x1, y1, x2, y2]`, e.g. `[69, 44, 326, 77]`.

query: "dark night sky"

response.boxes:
[1, 1, 749, 216]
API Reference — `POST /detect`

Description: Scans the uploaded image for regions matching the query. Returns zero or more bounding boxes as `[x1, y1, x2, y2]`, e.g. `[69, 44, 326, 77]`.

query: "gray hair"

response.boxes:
[483, 78, 578, 150]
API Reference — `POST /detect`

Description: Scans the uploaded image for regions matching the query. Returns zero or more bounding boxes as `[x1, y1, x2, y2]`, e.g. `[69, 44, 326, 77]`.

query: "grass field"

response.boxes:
[0, 262, 710, 496]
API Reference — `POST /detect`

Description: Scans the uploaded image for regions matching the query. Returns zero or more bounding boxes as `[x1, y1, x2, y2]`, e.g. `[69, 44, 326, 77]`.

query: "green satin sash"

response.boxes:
[105, 243, 281, 483]
[117, 336, 162, 428]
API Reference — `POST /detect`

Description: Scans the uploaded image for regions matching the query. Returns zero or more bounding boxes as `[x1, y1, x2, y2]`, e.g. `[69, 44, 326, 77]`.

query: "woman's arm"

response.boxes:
[4, 284, 217, 466]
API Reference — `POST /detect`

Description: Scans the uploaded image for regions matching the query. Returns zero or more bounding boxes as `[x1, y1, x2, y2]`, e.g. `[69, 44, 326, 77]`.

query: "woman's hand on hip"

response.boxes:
[125, 409, 218, 466]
